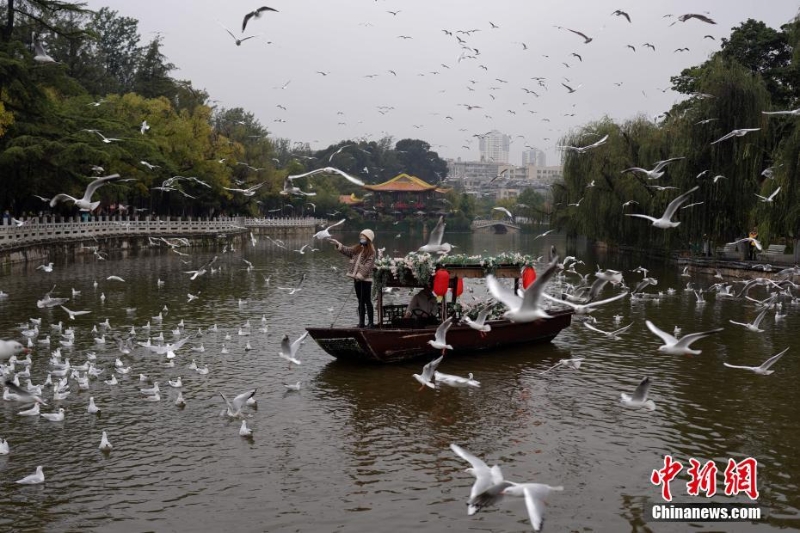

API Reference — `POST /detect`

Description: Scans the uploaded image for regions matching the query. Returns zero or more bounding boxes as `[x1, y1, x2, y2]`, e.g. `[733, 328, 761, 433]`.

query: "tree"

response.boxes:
[394, 138, 448, 183]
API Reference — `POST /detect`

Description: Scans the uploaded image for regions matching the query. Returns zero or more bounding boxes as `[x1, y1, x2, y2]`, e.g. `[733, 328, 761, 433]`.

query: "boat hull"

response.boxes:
[306, 310, 572, 364]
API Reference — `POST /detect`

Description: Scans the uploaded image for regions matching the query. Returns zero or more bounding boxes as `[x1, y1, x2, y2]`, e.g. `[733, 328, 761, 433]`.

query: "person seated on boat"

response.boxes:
[404, 285, 438, 319]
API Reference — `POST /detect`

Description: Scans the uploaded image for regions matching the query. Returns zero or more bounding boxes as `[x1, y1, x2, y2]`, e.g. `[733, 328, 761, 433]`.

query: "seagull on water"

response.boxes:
[99, 431, 112, 451]
[469, 477, 564, 532]
[16, 466, 45, 484]
[220, 389, 256, 418]
[435, 371, 480, 388]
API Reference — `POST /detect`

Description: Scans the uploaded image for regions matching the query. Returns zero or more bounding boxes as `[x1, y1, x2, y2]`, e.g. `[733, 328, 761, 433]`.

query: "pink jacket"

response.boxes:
[337, 243, 375, 281]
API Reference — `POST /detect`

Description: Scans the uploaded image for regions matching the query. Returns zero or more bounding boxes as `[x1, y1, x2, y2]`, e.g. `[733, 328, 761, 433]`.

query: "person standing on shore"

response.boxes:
[330, 229, 377, 328]
[748, 227, 758, 260]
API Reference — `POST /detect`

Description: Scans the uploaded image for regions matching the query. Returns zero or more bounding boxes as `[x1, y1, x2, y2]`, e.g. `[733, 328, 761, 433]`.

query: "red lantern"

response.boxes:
[432, 269, 450, 297]
[522, 266, 537, 289]
[455, 278, 464, 297]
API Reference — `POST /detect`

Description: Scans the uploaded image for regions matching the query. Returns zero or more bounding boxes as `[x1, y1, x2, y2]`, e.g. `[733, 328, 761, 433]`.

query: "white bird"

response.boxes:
[544, 291, 628, 315]
[755, 186, 781, 203]
[412, 355, 443, 389]
[313, 218, 346, 240]
[16, 466, 45, 484]
[486, 256, 560, 322]
[625, 186, 699, 228]
[434, 371, 480, 388]
[470, 479, 563, 531]
[285, 381, 301, 391]
[0, 340, 27, 361]
[50, 174, 121, 212]
[557, 133, 608, 153]
[140, 382, 159, 395]
[729, 307, 770, 333]
[40, 407, 65, 422]
[175, 392, 186, 406]
[0, 438, 8, 455]
[418, 216, 452, 254]
[449, 443, 504, 515]
[36, 262, 54, 272]
[104, 375, 118, 385]
[462, 305, 493, 333]
[492, 206, 513, 219]
[140, 120, 150, 135]
[60, 305, 90, 320]
[710, 128, 760, 145]
[239, 420, 253, 437]
[33, 38, 55, 63]
[583, 321, 633, 340]
[99, 431, 112, 451]
[723, 347, 789, 375]
[645, 320, 723, 355]
[220, 389, 256, 417]
[107, 275, 125, 282]
[428, 317, 454, 354]
[87, 397, 100, 414]
[143, 392, 161, 402]
[279, 332, 308, 366]
[763, 108, 800, 116]
[168, 377, 182, 388]
[621, 157, 684, 180]
[18, 403, 40, 416]
[4, 380, 46, 405]
[621, 376, 656, 411]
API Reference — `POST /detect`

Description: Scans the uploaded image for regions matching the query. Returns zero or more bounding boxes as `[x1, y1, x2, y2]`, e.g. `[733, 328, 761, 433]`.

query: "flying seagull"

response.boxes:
[557, 134, 609, 154]
[554, 26, 593, 43]
[620, 377, 656, 410]
[763, 108, 800, 116]
[710, 128, 760, 145]
[723, 347, 789, 375]
[33, 39, 56, 63]
[50, 174, 121, 212]
[621, 157, 684, 180]
[755, 187, 781, 204]
[625, 186, 699, 229]
[645, 319, 723, 355]
[242, 6, 278, 32]
[219, 23, 258, 46]
[676, 13, 716, 24]
[611, 10, 631, 22]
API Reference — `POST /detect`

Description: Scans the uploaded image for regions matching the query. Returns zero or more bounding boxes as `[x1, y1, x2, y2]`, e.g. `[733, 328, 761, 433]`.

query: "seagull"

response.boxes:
[727, 237, 762, 251]
[487, 256, 560, 322]
[470, 480, 563, 531]
[99, 431, 112, 451]
[555, 25, 593, 43]
[621, 157, 684, 180]
[724, 347, 789, 375]
[625, 186, 699, 228]
[418, 215, 452, 254]
[412, 355, 443, 389]
[239, 420, 254, 437]
[428, 317, 454, 354]
[16, 466, 44, 484]
[0, 439, 8, 454]
[140, 120, 150, 135]
[107, 275, 125, 282]
[242, 6, 278, 32]
[33, 38, 55, 62]
[285, 382, 301, 391]
[36, 262, 54, 272]
[729, 307, 770, 333]
[280, 332, 308, 367]
[763, 108, 800, 116]
[620, 377, 656, 410]
[645, 320, 723, 355]
[463, 305, 493, 334]
[492, 206, 513, 219]
[545, 291, 628, 315]
[41, 407, 65, 422]
[532, 229, 555, 240]
[449, 443, 504, 515]
[435, 371, 480, 388]
[755, 187, 781, 203]
[557, 134, 608, 153]
[676, 13, 716, 24]
[223, 182, 265, 197]
[50, 174, 121, 212]
[710, 128, 760, 145]
[584, 322, 633, 340]
[313, 218, 346, 240]
[88, 397, 100, 414]
[84, 130, 122, 144]
[611, 9, 631, 22]
[220, 389, 256, 418]
[220, 23, 258, 46]
[4, 380, 46, 405]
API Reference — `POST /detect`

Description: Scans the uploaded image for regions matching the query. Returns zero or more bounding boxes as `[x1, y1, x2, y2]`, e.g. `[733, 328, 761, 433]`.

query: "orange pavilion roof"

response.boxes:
[338, 193, 363, 205]
[363, 173, 438, 192]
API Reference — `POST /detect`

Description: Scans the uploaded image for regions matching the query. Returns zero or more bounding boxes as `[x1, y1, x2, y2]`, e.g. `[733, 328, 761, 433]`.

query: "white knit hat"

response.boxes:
[360, 229, 375, 242]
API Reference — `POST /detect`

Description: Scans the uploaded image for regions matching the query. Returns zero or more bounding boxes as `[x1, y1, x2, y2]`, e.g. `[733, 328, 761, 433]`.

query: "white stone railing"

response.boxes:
[0, 216, 323, 249]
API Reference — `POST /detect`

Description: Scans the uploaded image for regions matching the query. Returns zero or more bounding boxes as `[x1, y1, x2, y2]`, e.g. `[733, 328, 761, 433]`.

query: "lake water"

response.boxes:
[0, 231, 797, 532]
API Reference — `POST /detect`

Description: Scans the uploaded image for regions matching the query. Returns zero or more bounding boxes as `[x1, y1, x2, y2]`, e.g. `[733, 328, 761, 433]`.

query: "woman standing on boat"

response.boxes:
[330, 229, 377, 328]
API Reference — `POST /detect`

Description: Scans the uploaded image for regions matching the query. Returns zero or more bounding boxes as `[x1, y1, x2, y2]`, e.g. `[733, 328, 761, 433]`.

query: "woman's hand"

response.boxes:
[355, 273, 364, 280]
[330, 239, 341, 248]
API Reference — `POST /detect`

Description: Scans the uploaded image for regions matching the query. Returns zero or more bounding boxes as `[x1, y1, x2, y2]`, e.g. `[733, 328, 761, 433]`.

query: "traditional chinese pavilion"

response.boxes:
[361, 173, 450, 218]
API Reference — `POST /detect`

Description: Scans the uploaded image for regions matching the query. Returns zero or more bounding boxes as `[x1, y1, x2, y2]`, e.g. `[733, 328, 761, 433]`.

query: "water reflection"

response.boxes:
[0, 230, 796, 532]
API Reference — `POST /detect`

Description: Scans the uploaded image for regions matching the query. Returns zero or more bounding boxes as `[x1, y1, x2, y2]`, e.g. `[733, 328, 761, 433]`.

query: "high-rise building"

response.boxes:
[478, 130, 510, 163]
[522, 148, 546, 167]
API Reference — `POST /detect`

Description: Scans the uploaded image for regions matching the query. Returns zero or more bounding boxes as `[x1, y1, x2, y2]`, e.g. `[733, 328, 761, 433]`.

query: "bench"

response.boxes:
[716, 243, 739, 259]
[761, 244, 786, 259]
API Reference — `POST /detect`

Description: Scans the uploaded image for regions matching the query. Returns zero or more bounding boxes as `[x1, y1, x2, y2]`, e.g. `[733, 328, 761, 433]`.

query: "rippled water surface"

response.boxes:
[0, 231, 797, 532]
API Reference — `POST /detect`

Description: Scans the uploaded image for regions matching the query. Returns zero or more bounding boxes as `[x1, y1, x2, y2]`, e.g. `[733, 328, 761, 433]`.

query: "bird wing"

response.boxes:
[242, 12, 255, 32]
[231, 389, 257, 411]
[450, 443, 489, 473]
[631, 377, 651, 402]
[435, 317, 453, 343]
[768, 187, 781, 200]
[319, 167, 365, 186]
[674, 328, 724, 349]
[427, 216, 446, 246]
[584, 291, 628, 309]
[625, 213, 658, 223]
[280, 335, 291, 357]
[583, 322, 609, 336]
[522, 485, 547, 532]
[586, 134, 609, 149]
[486, 274, 522, 310]
[723, 363, 755, 371]
[760, 347, 789, 370]
[476, 305, 493, 325]
[325, 218, 346, 231]
[83, 174, 121, 202]
[710, 131, 735, 145]
[612, 323, 634, 336]
[49, 193, 77, 207]
[421, 355, 444, 381]
[290, 331, 309, 356]
[520, 256, 561, 311]
[645, 320, 678, 345]
[662, 186, 699, 220]
[470, 481, 512, 513]
[751, 307, 770, 328]
[492, 207, 513, 218]
[652, 157, 685, 172]
[34, 39, 48, 57]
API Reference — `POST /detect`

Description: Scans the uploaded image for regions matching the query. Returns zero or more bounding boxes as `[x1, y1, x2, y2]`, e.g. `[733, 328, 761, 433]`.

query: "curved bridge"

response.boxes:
[471, 219, 521, 234]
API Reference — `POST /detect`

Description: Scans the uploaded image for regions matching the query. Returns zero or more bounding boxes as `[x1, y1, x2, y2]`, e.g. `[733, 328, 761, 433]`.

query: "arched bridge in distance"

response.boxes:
[470, 219, 521, 235]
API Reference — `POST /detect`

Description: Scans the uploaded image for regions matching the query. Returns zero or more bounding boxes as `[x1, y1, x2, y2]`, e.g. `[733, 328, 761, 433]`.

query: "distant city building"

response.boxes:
[478, 130, 510, 163]
[445, 158, 562, 201]
[522, 148, 546, 167]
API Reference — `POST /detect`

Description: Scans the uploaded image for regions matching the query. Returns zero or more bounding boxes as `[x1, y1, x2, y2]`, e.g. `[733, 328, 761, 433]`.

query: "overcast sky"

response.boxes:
[83, 0, 798, 167]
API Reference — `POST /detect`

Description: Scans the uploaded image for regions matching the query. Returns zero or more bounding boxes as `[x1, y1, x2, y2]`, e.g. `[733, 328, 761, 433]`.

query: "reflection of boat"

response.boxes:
[307, 262, 572, 364]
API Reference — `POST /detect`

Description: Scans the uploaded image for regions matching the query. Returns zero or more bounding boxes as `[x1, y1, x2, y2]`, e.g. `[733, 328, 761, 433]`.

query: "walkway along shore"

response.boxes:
[0, 216, 325, 265]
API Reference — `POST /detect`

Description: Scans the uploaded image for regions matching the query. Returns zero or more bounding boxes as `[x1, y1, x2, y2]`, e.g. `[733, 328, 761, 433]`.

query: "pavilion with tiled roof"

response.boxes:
[361, 173, 450, 217]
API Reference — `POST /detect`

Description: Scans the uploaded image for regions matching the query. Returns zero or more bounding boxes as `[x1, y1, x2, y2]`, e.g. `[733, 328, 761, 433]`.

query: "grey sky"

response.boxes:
[84, 0, 798, 167]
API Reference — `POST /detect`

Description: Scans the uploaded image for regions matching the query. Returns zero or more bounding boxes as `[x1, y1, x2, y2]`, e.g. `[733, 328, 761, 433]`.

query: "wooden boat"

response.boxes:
[307, 261, 573, 364]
